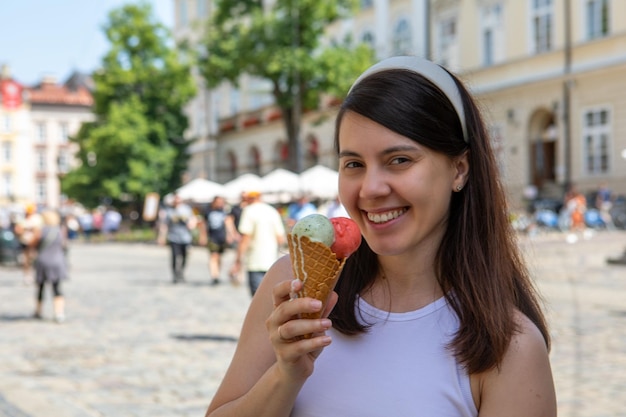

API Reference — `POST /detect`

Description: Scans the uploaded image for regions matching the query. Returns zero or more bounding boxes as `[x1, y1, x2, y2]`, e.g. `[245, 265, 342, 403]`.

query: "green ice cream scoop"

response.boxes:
[291, 214, 335, 247]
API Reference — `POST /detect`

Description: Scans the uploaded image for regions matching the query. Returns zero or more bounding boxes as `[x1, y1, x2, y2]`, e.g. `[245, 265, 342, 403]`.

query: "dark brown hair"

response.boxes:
[331, 68, 550, 374]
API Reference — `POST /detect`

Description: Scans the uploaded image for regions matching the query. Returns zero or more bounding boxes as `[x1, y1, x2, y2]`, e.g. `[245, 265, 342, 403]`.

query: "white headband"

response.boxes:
[348, 56, 468, 143]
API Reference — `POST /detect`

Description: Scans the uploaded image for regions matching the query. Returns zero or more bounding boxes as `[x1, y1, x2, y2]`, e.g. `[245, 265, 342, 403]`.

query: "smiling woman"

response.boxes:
[203, 56, 556, 417]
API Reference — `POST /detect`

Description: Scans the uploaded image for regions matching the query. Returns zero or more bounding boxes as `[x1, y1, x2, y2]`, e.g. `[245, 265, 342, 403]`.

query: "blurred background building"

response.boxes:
[0, 65, 94, 210]
[174, 0, 626, 210]
[1, 0, 624, 211]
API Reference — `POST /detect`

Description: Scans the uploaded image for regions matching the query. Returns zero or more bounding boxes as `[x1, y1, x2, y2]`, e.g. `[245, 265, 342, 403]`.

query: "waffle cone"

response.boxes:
[287, 234, 346, 323]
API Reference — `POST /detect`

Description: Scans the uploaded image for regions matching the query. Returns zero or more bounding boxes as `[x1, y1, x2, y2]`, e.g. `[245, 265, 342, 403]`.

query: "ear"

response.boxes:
[452, 151, 470, 192]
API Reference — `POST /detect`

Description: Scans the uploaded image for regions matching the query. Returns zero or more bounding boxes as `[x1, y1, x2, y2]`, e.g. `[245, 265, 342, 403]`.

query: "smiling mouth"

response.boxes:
[366, 208, 408, 224]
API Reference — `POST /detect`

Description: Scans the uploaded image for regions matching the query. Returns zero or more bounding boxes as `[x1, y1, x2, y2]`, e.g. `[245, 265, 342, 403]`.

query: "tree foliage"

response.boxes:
[62, 3, 196, 209]
[198, 0, 374, 173]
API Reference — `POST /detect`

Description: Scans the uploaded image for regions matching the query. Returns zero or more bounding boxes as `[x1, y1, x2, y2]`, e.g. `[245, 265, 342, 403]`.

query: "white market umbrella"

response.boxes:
[260, 168, 301, 197]
[223, 173, 263, 203]
[173, 178, 226, 204]
[299, 165, 339, 199]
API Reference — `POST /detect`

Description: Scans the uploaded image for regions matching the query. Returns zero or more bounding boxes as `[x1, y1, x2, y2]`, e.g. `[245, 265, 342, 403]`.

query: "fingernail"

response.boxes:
[291, 279, 300, 292]
[320, 319, 332, 329]
[310, 299, 322, 310]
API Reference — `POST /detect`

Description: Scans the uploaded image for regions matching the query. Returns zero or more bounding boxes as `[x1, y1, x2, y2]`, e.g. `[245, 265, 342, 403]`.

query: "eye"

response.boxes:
[343, 160, 364, 169]
[389, 156, 411, 165]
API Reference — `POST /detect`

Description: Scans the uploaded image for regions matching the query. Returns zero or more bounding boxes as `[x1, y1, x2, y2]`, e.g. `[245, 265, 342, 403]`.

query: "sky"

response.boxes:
[0, 0, 174, 86]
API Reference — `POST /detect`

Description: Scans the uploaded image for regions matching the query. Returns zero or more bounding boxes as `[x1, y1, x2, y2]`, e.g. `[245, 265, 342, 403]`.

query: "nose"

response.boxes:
[359, 168, 391, 200]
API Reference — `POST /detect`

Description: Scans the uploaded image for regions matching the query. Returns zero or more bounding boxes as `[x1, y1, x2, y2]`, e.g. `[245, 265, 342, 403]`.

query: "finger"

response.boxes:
[278, 318, 332, 344]
[272, 279, 300, 308]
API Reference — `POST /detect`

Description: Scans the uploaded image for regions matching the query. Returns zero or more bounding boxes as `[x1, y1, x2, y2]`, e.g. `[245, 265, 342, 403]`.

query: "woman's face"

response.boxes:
[337, 111, 467, 257]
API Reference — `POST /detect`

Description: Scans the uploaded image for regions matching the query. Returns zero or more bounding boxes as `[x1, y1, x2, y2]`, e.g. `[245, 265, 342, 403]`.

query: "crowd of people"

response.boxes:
[0, 202, 125, 322]
[517, 180, 623, 243]
[156, 188, 351, 296]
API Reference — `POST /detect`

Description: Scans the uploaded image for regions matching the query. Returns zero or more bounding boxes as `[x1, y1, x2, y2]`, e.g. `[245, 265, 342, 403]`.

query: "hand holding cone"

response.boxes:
[287, 214, 361, 338]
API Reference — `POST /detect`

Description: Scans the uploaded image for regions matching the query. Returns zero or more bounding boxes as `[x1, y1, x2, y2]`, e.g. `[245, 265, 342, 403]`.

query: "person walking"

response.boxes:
[14, 203, 44, 283]
[286, 194, 317, 229]
[200, 196, 238, 286]
[231, 191, 286, 296]
[157, 194, 198, 283]
[205, 56, 556, 416]
[32, 210, 68, 323]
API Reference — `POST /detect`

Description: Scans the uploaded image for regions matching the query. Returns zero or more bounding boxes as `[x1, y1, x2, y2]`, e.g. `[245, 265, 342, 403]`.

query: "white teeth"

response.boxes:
[367, 209, 406, 224]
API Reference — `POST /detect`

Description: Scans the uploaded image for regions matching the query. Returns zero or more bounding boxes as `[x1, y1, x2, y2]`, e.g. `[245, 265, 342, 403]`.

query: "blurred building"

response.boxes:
[175, 0, 626, 207]
[0, 65, 94, 210]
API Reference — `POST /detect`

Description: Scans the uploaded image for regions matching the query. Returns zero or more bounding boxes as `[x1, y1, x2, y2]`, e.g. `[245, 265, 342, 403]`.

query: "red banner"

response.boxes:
[1, 80, 22, 109]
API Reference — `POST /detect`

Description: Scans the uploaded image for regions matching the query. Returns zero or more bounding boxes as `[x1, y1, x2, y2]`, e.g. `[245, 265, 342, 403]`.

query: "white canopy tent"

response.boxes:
[260, 168, 301, 204]
[222, 173, 263, 203]
[299, 165, 339, 200]
[170, 178, 226, 204]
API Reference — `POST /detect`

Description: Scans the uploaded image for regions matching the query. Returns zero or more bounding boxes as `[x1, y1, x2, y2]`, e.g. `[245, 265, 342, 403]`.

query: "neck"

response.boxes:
[364, 256, 443, 313]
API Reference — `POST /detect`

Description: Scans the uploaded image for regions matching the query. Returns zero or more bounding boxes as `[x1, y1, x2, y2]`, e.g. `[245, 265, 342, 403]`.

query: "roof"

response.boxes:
[27, 74, 93, 107]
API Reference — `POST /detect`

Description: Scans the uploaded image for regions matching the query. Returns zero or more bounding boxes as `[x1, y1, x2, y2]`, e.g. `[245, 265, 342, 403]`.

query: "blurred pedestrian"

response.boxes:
[32, 210, 68, 322]
[14, 203, 44, 283]
[326, 195, 350, 218]
[595, 181, 615, 229]
[77, 210, 94, 241]
[232, 191, 286, 296]
[102, 207, 122, 240]
[564, 184, 587, 233]
[199, 196, 238, 286]
[286, 194, 317, 229]
[157, 194, 198, 283]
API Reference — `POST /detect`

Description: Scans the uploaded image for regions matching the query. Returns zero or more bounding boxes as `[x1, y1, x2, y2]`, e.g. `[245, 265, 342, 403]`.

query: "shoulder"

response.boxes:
[473, 310, 556, 416]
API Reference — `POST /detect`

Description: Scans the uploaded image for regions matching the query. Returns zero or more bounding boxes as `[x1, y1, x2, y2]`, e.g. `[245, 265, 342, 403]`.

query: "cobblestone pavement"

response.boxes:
[1, 230, 625, 416]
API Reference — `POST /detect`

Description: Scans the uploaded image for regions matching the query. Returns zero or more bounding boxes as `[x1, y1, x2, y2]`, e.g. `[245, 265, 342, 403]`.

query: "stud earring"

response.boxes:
[456, 185, 463, 192]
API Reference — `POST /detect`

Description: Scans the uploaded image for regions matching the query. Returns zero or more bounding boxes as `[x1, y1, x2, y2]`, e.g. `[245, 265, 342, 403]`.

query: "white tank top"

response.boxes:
[291, 296, 478, 417]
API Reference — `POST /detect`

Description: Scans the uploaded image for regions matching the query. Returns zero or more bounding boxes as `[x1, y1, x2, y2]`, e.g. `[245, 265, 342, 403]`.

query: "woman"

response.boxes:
[32, 210, 68, 322]
[205, 56, 556, 416]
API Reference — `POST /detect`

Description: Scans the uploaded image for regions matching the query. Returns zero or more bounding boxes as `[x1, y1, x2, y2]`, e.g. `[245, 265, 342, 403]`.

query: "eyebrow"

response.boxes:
[338, 144, 419, 159]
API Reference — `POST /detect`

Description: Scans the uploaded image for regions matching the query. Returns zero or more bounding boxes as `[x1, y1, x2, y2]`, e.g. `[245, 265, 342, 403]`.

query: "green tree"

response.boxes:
[62, 2, 196, 209]
[198, 0, 374, 173]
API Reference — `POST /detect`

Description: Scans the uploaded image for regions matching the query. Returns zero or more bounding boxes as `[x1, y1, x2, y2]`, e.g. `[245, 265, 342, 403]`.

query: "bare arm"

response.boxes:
[206, 256, 336, 417]
[474, 311, 557, 417]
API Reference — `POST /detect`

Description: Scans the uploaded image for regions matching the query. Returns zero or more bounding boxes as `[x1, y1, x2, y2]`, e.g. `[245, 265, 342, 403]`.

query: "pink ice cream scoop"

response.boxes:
[330, 217, 362, 259]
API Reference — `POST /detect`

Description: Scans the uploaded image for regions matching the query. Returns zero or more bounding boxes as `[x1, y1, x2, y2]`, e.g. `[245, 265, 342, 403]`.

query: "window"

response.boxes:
[36, 122, 47, 143]
[2, 173, 11, 198]
[586, 0, 609, 39]
[1, 115, 10, 132]
[480, 3, 503, 67]
[438, 17, 457, 68]
[37, 149, 46, 172]
[197, 0, 207, 18]
[483, 29, 494, 66]
[250, 146, 261, 175]
[59, 122, 69, 143]
[2, 141, 11, 162]
[360, 0, 373, 9]
[36, 179, 46, 204]
[583, 108, 610, 175]
[362, 31, 375, 49]
[392, 19, 412, 55]
[531, 0, 553, 53]
[57, 151, 69, 173]
[230, 89, 240, 115]
[178, 0, 188, 27]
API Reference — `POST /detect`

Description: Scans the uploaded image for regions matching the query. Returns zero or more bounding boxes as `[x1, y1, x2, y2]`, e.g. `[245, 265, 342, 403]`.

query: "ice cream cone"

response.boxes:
[287, 234, 346, 323]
